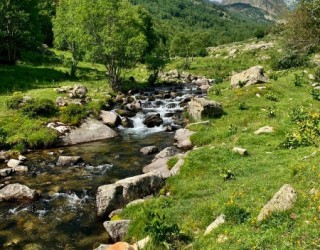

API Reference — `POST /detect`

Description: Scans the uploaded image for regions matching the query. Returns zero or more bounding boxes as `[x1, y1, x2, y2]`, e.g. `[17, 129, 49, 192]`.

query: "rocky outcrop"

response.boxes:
[257, 184, 297, 222]
[96, 172, 166, 218]
[61, 119, 117, 146]
[143, 114, 163, 128]
[56, 156, 83, 166]
[140, 146, 159, 155]
[231, 66, 268, 89]
[103, 220, 131, 242]
[188, 98, 223, 121]
[69, 84, 88, 99]
[100, 111, 121, 127]
[174, 129, 194, 150]
[0, 184, 40, 202]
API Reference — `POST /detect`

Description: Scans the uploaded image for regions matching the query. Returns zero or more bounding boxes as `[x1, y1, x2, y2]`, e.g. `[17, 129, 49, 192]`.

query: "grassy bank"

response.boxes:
[117, 39, 320, 249]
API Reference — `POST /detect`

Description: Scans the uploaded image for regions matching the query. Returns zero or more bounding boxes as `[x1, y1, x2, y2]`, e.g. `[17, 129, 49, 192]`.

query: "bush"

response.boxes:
[315, 68, 320, 82]
[265, 91, 278, 102]
[293, 73, 306, 87]
[311, 88, 320, 101]
[224, 204, 250, 224]
[271, 51, 308, 70]
[22, 99, 58, 118]
[238, 102, 249, 110]
[6, 93, 24, 109]
[60, 104, 88, 125]
[0, 128, 7, 147]
[268, 106, 276, 118]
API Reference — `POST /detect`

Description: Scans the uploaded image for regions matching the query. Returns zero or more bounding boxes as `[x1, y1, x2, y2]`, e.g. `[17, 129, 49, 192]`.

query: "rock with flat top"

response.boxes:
[188, 98, 223, 121]
[103, 220, 131, 242]
[254, 126, 274, 135]
[96, 172, 165, 218]
[174, 129, 194, 150]
[140, 146, 159, 155]
[153, 147, 179, 161]
[100, 111, 121, 127]
[0, 183, 40, 202]
[7, 159, 22, 168]
[56, 156, 83, 166]
[143, 114, 163, 128]
[61, 119, 117, 145]
[257, 184, 297, 222]
[231, 66, 268, 88]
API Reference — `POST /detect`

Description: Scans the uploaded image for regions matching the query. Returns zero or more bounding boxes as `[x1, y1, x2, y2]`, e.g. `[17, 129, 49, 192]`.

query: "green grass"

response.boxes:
[119, 44, 320, 249]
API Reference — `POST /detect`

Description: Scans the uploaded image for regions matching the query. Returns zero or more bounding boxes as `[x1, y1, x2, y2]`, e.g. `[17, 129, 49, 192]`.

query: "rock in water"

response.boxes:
[7, 159, 22, 168]
[143, 114, 163, 128]
[0, 183, 40, 202]
[100, 111, 121, 127]
[103, 220, 131, 242]
[61, 119, 117, 146]
[56, 156, 83, 166]
[231, 66, 268, 88]
[140, 146, 159, 155]
[188, 98, 223, 121]
[257, 184, 297, 222]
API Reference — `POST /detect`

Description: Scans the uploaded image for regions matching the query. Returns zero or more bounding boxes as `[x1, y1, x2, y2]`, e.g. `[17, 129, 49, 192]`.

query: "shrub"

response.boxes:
[60, 104, 88, 125]
[220, 169, 236, 181]
[293, 73, 306, 87]
[265, 91, 278, 102]
[0, 128, 7, 147]
[22, 99, 58, 118]
[268, 106, 276, 118]
[315, 68, 320, 81]
[6, 93, 24, 109]
[290, 106, 308, 122]
[271, 51, 308, 70]
[224, 204, 250, 224]
[311, 88, 320, 101]
[238, 102, 249, 110]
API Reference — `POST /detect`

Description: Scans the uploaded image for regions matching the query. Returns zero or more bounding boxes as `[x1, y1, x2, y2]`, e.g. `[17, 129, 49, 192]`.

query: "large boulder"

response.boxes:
[188, 98, 223, 121]
[100, 111, 121, 127]
[0, 184, 40, 202]
[257, 184, 297, 222]
[143, 114, 163, 128]
[61, 119, 117, 146]
[96, 172, 165, 218]
[103, 220, 131, 242]
[56, 156, 83, 166]
[174, 129, 194, 150]
[231, 66, 268, 88]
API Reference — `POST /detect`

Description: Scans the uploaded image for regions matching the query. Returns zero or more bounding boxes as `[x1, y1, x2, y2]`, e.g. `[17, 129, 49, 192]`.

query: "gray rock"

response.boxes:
[103, 220, 131, 242]
[153, 147, 179, 162]
[13, 165, 28, 174]
[61, 119, 117, 145]
[56, 156, 83, 166]
[142, 158, 169, 177]
[7, 159, 22, 168]
[232, 147, 248, 156]
[0, 168, 15, 177]
[188, 98, 223, 121]
[143, 114, 163, 128]
[108, 209, 123, 219]
[96, 172, 165, 218]
[257, 184, 297, 222]
[170, 158, 185, 176]
[126, 100, 141, 111]
[231, 66, 268, 89]
[140, 146, 159, 155]
[174, 129, 194, 150]
[0, 183, 40, 202]
[100, 111, 121, 127]
[18, 155, 27, 162]
[69, 84, 87, 99]
[254, 126, 274, 135]
[56, 96, 68, 107]
[204, 214, 225, 235]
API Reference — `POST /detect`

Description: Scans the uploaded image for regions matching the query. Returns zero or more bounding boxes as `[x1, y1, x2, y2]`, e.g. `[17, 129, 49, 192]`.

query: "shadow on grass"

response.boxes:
[0, 64, 70, 94]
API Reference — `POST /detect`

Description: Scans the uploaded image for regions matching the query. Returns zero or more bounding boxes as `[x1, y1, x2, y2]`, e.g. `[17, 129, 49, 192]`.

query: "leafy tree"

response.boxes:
[38, 0, 58, 47]
[53, 0, 82, 77]
[284, 0, 320, 53]
[0, 0, 41, 64]
[75, 0, 149, 89]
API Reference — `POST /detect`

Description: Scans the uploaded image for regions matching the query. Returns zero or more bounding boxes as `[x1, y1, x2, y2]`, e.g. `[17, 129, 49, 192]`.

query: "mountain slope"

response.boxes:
[221, 0, 288, 16]
[130, 0, 270, 46]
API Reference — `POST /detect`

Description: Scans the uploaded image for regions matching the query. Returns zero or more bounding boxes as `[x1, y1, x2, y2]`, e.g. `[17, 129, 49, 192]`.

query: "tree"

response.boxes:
[53, 0, 82, 77]
[38, 0, 58, 47]
[74, 0, 149, 89]
[0, 0, 41, 64]
[284, 0, 320, 53]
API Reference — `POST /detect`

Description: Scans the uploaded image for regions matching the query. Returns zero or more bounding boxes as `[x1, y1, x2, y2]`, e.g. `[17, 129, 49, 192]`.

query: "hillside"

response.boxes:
[222, 0, 288, 16]
[130, 0, 271, 45]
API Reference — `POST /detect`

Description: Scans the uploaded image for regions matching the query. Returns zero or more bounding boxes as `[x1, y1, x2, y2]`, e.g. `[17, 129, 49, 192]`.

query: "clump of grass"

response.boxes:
[224, 204, 250, 224]
[167, 157, 179, 170]
[60, 104, 88, 126]
[265, 91, 278, 102]
[22, 98, 58, 118]
[6, 92, 24, 109]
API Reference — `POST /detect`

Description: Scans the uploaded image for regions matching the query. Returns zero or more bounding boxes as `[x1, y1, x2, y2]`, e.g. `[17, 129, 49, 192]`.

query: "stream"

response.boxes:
[0, 84, 203, 249]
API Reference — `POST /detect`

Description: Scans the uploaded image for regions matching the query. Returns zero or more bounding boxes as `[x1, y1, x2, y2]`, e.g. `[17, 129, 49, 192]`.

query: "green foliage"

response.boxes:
[60, 104, 88, 125]
[212, 87, 222, 96]
[6, 93, 24, 110]
[22, 98, 57, 118]
[293, 73, 306, 87]
[220, 169, 236, 181]
[282, 111, 320, 149]
[238, 102, 249, 110]
[265, 91, 278, 102]
[290, 106, 308, 122]
[271, 51, 308, 70]
[314, 67, 320, 81]
[267, 106, 276, 118]
[224, 205, 250, 224]
[310, 88, 320, 101]
[145, 211, 191, 249]
[228, 124, 238, 136]
[0, 127, 7, 147]
[0, 0, 42, 64]
[167, 157, 179, 170]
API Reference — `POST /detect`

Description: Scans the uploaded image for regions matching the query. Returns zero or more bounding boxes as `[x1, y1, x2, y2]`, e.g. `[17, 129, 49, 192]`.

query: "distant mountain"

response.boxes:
[130, 0, 270, 46]
[221, 0, 288, 16]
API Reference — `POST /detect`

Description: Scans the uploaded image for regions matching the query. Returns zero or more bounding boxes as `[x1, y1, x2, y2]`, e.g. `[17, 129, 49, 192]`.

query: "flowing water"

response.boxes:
[0, 84, 203, 249]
